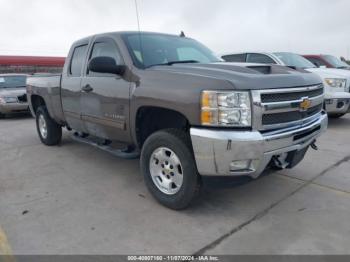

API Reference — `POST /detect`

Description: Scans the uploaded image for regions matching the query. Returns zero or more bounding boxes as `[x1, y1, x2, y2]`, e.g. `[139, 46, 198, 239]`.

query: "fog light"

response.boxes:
[230, 160, 251, 171]
[337, 102, 345, 108]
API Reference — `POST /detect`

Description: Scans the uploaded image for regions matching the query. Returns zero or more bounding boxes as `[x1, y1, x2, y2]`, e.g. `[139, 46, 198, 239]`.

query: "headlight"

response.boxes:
[201, 91, 251, 127]
[0, 97, 18, 104]
[324, 78, 347, 89]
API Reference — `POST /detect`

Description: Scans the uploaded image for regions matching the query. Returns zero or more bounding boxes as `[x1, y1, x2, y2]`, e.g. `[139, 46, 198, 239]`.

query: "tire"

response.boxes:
[329, 113, 346, 119]
[36, 106, 62, 146]
[140, 129, 200, 210]
[0, 113, 5, 119]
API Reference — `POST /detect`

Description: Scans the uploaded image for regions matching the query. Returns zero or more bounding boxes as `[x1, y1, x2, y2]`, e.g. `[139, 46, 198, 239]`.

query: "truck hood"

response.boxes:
[149, 62, 322, 90]
[306, 67, 350, 78]
[305, 68, 350, 96]
[0, 88, 27, 97]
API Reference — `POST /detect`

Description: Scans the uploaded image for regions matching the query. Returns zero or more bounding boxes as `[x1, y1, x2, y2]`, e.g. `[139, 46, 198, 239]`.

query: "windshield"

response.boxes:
[274, 52, 316, 69]
[122, 33, 221, 68]
[323, 55, 349, 68]
[0, 75, 27, 88]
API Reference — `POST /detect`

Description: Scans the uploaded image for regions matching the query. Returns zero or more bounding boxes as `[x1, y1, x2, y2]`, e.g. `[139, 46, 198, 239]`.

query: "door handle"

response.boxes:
[82, 84, 93, 93]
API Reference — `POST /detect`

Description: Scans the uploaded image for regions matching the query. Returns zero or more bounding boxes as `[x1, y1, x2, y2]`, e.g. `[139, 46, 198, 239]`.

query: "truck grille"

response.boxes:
[262, 104, 323, 125]
[261, 87, 324, 103]
[252, 84, 324, 131]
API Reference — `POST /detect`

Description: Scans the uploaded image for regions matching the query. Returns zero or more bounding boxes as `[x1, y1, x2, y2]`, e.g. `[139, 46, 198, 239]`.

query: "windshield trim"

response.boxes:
[121, 33, 220, 69]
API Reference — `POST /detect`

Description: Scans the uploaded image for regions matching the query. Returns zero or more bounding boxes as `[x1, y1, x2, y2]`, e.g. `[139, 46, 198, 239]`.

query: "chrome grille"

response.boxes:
[262, 104, 323, 125]
[252, 84, 324, 131]
[261, 88, 324, 103]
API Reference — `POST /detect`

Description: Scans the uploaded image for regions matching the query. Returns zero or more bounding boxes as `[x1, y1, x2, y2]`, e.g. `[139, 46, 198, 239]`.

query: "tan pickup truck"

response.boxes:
[27, 31, 328, 209]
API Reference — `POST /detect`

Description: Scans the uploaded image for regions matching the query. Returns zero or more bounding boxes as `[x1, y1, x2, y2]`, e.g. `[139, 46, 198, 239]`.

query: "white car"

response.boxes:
[222, 52, 350, 118]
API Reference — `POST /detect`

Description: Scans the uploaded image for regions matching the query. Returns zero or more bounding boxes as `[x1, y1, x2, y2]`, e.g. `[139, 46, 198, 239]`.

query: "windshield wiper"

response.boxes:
[147, 60, 200, 68]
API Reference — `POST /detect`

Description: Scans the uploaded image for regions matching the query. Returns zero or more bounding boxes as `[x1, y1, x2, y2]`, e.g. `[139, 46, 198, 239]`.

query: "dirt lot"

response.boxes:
[0, 115, 350, 255]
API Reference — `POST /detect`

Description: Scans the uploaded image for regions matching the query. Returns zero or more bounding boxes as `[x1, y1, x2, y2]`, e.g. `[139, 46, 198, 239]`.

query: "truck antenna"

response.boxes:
[134, 0, 141, 33]
[134, 0, 144, 65]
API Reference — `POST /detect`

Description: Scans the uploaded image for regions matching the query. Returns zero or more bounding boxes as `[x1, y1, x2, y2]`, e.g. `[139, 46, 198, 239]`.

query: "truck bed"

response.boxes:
[26, 74, 66, 124]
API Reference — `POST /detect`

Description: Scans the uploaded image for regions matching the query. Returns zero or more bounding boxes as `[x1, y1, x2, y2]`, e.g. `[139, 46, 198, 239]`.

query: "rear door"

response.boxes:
[61, 42, 89, 132]
[80, 36, 131, 142]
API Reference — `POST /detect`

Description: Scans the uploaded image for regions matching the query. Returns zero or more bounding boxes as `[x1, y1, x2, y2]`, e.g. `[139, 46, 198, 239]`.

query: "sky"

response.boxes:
[0, 0, 349, 58]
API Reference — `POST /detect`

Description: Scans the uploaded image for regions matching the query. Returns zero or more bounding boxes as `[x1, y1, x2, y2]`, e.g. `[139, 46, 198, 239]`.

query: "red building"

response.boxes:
[0, 55, 65, 74]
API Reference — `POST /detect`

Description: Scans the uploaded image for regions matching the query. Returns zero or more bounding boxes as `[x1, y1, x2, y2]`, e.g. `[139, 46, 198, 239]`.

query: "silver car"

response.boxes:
[0, 74, 29, 118]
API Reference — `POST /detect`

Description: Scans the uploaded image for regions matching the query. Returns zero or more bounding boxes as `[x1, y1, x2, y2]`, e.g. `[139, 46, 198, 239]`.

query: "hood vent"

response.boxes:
[247, 66, 272, 75]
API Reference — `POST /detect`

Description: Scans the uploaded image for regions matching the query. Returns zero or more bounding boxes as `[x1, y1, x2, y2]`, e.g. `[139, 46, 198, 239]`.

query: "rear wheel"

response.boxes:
[36, 106, 62, 146]
[141, 129, 200, 210]
[329, 113, 346, 119]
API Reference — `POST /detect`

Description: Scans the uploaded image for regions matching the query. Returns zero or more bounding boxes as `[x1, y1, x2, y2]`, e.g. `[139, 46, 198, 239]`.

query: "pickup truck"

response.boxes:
[222, 52, 350, 118]
[303, 54, 350, 70]
[27, 31, 328, 209]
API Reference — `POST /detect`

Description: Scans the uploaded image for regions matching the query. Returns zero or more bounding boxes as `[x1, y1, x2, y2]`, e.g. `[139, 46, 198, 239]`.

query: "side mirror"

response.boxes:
[88, 56, 126, 75]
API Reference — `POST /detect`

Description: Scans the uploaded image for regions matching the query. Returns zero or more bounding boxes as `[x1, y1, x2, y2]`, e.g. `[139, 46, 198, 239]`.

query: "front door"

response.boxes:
[80, 37, 131, 142]
[61, 43, 89, 132]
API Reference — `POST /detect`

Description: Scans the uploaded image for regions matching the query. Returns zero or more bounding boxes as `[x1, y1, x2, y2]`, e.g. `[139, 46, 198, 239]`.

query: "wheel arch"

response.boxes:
[135, 106, 191, 148]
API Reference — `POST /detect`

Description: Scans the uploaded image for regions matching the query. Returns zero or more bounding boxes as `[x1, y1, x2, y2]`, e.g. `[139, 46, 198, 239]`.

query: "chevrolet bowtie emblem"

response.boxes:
[300, 98, 311, 111]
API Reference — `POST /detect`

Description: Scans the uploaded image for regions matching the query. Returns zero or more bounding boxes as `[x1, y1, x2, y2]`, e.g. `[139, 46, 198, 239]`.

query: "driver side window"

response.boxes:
[88, 41, 123, 75]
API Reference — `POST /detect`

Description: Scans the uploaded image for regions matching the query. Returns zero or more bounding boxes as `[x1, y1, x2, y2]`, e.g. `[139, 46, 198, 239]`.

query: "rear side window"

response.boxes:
[70, 45, 88, 77]
[222, 54, 246, 62]
[246, 53, 276, 64]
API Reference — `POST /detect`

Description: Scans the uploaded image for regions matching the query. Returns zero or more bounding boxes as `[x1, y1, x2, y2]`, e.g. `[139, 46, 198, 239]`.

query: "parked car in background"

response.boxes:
[222, 52, 350, 118]
[0, 74, 29, 118]
[27, 32, 327, 209]
[303, 54, 350, 70]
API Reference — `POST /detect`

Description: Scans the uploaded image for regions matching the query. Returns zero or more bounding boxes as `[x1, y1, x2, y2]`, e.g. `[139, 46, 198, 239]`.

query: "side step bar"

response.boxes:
[71, 134, 140, 159]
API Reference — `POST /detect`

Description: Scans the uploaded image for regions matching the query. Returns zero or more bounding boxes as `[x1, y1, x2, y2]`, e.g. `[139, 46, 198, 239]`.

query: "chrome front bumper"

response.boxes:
[325, 98, 350, 114]
[0, 103, 29, 114]
[190, 112, 328, 178]
[325, 92, 350, 114]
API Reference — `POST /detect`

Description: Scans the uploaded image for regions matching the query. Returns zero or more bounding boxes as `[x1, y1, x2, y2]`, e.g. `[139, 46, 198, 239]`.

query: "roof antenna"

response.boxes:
[134, 0, 144, 66]
[180, 31, 186, 37]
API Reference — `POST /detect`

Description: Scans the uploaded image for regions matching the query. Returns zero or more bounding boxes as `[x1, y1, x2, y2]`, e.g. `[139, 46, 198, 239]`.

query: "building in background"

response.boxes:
[0, 56, 65, 74]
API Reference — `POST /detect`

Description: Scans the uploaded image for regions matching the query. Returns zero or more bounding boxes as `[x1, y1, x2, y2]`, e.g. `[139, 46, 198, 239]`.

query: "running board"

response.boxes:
[71, 134, 140, 159]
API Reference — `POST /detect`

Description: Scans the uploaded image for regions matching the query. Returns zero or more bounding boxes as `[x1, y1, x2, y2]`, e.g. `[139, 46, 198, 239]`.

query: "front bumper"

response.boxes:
[0, 103, 29, 114]
[190, 112, 328, 178]
[324, 92, 350, 114]
[325, 98, 350, 114]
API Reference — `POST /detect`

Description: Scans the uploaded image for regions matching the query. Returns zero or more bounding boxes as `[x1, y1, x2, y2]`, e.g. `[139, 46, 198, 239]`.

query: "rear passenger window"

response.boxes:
[222, 54, 246, 62]
[246, 53, 276, 64]
[70, 45, 88, 77]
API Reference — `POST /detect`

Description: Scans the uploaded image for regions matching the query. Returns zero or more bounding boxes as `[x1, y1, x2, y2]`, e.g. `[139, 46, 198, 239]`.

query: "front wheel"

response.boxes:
[36, 106, 62, 146]
[140, 129, 200, 210]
